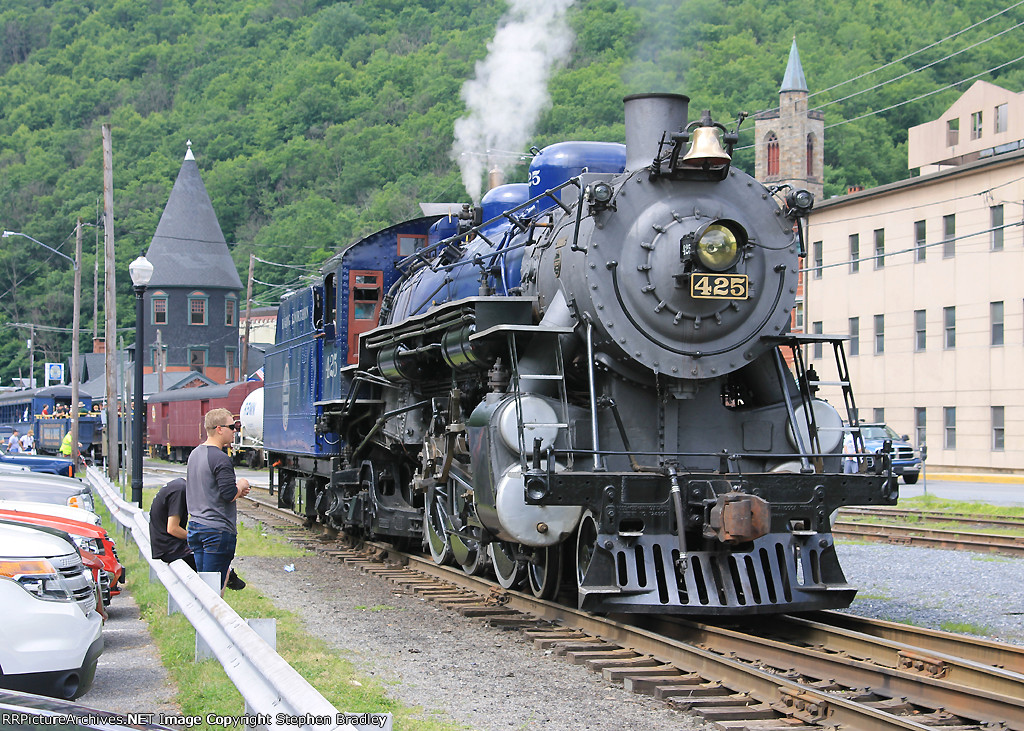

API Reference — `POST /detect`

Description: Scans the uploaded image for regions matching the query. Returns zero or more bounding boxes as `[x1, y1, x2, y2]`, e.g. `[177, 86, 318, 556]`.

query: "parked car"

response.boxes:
[0, 507, 123, 604]
[859, 423, 922, 484]
[0, 520, 103, 700]
[0, 499, 101, 526]
[0, 473, 95, 512]
[0, 446, 76, 477]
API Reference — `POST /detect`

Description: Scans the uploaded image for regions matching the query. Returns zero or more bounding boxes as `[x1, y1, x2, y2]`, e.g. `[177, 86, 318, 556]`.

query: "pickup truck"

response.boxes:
[0, 447, 75, 477]
[859, 423, 922, 484]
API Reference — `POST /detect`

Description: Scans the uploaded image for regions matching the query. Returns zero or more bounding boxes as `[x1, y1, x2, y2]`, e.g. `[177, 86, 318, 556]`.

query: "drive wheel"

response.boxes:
[488, 541, 524, 589]
[424, 482, 453, 565]
[527, 544, 562, 600]
[452, 525, 489, 576]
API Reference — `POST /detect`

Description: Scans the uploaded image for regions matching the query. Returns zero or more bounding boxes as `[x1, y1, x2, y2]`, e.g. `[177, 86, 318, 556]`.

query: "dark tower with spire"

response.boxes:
[754, 39, 824, 201]
[143, 142, 243, 384]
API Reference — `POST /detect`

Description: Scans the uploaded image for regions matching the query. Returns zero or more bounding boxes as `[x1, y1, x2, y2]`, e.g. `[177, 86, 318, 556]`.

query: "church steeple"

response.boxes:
[780, 38, 808, 93]
[753, 38, 823, 202]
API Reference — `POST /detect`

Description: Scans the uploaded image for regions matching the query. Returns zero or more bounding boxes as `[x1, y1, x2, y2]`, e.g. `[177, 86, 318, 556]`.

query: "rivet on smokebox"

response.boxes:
[536, 522, 549, 534]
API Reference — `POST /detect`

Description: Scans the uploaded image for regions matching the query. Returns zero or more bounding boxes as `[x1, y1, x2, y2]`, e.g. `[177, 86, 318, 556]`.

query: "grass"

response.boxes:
[97, 489, 464, 731]
[898, 493, 1024, 518]
[939, 620, 994, 636]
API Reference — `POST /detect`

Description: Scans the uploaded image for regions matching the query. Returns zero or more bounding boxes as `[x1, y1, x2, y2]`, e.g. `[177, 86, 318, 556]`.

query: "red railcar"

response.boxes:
[147, 380, 262, 462]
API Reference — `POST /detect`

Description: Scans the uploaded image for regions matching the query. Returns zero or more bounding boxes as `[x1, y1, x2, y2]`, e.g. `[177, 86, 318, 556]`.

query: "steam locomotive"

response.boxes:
[264, 93, 897, 615]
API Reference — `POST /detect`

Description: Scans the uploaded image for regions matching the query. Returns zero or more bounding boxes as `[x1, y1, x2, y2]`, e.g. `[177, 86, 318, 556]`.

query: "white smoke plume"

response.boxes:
[452, 0, 576, 204]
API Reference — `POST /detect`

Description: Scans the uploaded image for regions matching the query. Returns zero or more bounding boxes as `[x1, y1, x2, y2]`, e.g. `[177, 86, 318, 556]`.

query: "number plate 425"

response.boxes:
[690, 273, 749, 300]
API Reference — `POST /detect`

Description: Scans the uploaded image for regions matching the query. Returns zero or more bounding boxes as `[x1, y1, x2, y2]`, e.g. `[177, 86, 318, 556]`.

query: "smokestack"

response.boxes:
[623, 93, 689, 170]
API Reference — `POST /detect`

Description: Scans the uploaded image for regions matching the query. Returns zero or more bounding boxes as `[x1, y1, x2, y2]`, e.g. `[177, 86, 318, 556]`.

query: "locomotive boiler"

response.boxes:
[264, 93, 896, 615]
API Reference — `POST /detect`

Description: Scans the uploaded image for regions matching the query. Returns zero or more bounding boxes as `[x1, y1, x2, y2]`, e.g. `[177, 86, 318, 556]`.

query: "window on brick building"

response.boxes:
[152, 294, 167, 326]
[767, 133, 779, 176]
[189, 293, 208, 326]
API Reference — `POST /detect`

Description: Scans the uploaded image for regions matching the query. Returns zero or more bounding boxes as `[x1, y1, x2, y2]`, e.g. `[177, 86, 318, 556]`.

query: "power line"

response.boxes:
[811, 19, 1024, 113]
[809, 0, 1024, 99]
[825, 53, 1024, 131]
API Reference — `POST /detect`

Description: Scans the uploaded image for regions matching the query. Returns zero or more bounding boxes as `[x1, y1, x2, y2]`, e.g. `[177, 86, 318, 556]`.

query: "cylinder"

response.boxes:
[623, 93, 689, 170]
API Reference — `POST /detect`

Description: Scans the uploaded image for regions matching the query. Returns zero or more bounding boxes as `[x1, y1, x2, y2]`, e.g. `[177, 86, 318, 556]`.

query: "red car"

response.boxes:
[0, 507, 124, 604]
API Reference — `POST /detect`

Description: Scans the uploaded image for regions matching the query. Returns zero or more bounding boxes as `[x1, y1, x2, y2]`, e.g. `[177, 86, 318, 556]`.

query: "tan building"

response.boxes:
[804, 81, 1024, 472]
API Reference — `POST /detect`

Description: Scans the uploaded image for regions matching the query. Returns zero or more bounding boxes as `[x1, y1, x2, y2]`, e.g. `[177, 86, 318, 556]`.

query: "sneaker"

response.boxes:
[226, 569, 246, 591]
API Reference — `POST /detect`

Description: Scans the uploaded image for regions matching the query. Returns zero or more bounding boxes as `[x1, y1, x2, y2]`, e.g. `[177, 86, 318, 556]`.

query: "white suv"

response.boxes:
[0, 521, 104, 699]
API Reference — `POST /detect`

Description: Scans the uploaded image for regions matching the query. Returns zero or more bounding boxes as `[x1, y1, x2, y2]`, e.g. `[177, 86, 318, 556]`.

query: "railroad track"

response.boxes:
[840, 506, 1024, 531]
[239, 489, 1024, 730]
[834, 506, 1024, 557]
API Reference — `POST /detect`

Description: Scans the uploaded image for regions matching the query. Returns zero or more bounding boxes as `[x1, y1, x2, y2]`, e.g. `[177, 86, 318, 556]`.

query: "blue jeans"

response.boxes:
[187, 523, 236, 590]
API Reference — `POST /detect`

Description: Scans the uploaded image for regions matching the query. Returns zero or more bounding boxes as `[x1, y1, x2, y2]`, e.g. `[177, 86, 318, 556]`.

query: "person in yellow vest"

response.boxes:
[60, 431, 74, 457]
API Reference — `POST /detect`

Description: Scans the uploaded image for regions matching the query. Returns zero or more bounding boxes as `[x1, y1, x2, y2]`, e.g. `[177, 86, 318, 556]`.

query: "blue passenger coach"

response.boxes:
[0, 385, 102, 456]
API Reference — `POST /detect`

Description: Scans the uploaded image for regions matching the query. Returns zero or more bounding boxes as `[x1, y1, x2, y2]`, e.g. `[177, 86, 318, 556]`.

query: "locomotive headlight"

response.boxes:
[695, 221, 745, 271]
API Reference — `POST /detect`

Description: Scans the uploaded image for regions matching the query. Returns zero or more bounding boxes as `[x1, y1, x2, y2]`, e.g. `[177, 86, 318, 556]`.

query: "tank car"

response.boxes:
[264, 93, 897, 615]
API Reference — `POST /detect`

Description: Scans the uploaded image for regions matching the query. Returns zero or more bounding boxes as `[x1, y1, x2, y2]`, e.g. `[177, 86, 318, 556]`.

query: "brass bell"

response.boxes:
[682, 126, 731, 167]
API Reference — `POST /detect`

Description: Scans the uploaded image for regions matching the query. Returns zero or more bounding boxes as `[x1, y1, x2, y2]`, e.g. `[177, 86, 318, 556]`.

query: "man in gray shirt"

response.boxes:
[186, 407, 251, 592]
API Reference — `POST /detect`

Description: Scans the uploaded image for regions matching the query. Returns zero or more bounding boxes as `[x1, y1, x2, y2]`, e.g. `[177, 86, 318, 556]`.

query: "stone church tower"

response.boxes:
[142, 142, 243, 384]
[754, 39, 824, 202]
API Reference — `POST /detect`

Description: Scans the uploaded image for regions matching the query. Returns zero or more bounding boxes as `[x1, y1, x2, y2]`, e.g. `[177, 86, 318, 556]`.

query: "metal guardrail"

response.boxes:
[86, 466, 392, 731]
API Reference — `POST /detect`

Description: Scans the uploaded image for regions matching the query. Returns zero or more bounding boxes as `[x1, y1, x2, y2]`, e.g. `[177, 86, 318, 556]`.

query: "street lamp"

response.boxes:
[129, 253, 154, 507]
[2, 229, 82, 467]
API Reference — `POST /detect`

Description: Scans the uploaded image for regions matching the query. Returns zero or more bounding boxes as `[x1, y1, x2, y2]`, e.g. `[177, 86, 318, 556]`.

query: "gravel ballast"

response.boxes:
[233, 548, 710, 731]
[834, 542, 1024, 646]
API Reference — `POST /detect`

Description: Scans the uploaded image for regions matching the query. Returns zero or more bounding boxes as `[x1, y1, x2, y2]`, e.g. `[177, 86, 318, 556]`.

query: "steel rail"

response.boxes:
[834, 519, 1024, 556]
[840, 506, 1024, 530]
[635, 614, 1024, 730]
[739, 613, 1024, 703]
[813, 610, 1024, 675]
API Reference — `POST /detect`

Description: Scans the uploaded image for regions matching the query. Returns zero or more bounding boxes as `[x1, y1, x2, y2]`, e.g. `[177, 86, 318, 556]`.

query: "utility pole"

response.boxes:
[240, 252, 254, 380]
[102, 123, 118, 482]
[70, 220, 83, 467]
[93, 215, 99, 343]
[27, 324, 34, 388]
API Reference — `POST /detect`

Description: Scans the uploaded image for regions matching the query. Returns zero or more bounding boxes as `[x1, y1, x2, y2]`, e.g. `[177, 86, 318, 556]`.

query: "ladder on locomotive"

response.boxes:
[505, 330, 573, 470]
[778, 334, 866, 465]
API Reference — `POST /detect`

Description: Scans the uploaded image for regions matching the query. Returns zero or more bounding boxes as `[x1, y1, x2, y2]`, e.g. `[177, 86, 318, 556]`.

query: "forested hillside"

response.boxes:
[0, 0, 1020, 384]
